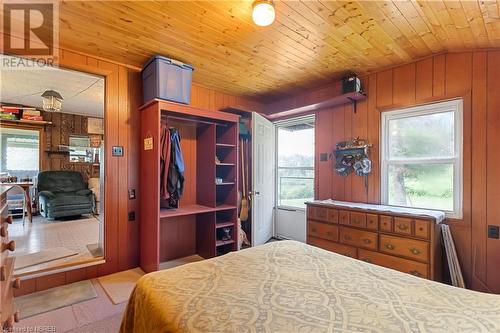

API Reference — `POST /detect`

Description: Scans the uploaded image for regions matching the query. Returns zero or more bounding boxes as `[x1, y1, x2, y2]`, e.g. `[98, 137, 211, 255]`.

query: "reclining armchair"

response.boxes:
[38, 171, 95, 219]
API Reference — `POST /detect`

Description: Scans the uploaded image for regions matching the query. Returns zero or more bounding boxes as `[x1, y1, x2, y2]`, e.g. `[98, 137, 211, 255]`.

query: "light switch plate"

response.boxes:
[112, 146, 123, 156]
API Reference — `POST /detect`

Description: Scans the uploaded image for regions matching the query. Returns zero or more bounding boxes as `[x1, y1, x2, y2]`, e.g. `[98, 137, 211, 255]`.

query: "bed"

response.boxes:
[121, 241, 500, 333]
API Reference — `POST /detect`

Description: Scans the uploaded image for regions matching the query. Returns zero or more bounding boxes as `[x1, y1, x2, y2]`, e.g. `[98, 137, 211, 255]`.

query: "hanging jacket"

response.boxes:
[167, 128, 185, 200]
[159, 122, 171, 200]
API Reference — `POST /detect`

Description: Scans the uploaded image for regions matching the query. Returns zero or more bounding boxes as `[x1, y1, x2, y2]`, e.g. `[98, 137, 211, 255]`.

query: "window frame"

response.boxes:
[0, 124, 44, 175]
[380, 99, 463, 219]
[274, 115, 315, 211]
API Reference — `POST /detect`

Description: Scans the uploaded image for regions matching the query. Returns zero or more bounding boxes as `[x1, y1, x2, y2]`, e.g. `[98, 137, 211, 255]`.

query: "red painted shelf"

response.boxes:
[216, 239, 235, 247]
[216, 143, 236, 148]
[159, 204, 237, 219]
[216, 221, 234, 229]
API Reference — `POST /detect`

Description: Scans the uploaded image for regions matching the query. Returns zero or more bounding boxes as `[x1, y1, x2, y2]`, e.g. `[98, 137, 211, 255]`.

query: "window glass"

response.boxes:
[277, 122, 314, 208]
[387, 164, 454, 211]
[388, 111, 455, 159]
[0, 127, 39, 178]
[382, 99, 462, 218]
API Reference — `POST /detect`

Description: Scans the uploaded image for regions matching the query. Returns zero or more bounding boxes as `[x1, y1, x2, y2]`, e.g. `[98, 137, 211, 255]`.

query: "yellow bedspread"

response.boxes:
[121, 240, 500, 333]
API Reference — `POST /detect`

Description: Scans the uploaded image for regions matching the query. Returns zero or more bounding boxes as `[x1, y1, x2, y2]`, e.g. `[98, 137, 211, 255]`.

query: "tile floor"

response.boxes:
[10, 215, 101, 275]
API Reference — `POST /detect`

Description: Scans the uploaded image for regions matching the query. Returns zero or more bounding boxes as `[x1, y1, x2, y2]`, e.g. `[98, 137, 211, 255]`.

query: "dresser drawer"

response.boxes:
[339, 227, 378, 251]
[379, 234, 429, 263]
[339, 210, 349, 225]
[308, 221, 338, 242]
[414, 219, 430, 239]
[380, 215, 392, 232]
[358, 249, 429, 279]
[393, 217, 412, 236]
[310, 206, 329, 222]
[327, 209, 338, 224]
[349, 212, 366, 228]
[366, 214, 378, 230]
[308, 206, 338, 224]
[308, 237, 357, 259]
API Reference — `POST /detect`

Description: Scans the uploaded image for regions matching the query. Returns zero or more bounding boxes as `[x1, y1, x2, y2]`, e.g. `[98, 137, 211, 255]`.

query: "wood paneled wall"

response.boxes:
[269, 51, 499, 293]
[43, 111, 101, 180]
[15, 49, 263, 296]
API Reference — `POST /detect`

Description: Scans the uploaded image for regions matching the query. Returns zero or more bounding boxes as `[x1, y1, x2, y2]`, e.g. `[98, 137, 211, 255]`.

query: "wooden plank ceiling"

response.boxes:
[59, 1, 500, 101]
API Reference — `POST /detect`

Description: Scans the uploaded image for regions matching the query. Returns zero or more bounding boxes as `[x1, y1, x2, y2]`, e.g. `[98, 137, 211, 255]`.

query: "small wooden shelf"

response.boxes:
[1, 118, 52, 126]
[216, 221, 234, 229]
[216, 239, 235, 247]
[266, 91, 367, 120]
[45, 150, 70, 155]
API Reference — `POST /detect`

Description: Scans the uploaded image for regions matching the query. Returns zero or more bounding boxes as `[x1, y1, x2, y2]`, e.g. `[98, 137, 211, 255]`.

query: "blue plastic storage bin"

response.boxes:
[142, 56, 194, 104]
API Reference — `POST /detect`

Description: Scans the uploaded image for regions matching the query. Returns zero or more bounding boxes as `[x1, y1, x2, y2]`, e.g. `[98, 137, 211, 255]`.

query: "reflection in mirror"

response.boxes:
[0, 54, 105, 278]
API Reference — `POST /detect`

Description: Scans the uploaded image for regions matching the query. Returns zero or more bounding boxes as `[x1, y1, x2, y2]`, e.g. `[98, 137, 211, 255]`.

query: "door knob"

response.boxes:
[249, 191, 260, 196]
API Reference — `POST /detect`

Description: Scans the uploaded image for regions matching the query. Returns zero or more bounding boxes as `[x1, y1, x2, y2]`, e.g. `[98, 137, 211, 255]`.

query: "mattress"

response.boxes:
[121, 241, 500, 333]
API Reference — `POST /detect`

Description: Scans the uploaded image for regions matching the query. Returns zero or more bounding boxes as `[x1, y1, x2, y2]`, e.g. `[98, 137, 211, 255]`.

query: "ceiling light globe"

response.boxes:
[252, 1, 275, 27]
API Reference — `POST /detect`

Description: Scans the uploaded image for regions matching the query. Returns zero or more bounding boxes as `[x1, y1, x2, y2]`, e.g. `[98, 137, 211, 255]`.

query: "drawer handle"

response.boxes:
[363, 238, 372, 244]
[4, 216, 13, 225]
[409, 270, 422, 277]
[384, 243, 394, 250]
[3, 316, 13, 330]
[3, 240, 15, 252]
[12, 278, 21, 289]
[410, 248, 421, 255]
[326, 231, 333, 237]
[311, 228, 317, 233]
[344, 235, 352, 241]
[361, 257, 372, 263]
[0, 226, 7, 238]
[397, 224, 409, 231]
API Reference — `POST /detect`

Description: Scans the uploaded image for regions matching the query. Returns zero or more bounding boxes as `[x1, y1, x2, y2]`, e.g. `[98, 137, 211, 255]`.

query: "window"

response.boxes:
[276, 116, 315, 209]
[69, 135, 93, 163]
[381, 99, 463, 218]
[0, 127, 40, 179]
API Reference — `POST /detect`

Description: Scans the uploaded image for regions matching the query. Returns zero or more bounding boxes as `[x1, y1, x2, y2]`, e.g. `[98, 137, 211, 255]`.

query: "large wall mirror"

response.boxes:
[0, 54, 105, 278]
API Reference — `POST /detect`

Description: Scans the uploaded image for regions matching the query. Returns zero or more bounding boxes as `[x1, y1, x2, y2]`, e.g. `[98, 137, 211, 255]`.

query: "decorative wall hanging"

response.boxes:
[333, 137, 372, 188]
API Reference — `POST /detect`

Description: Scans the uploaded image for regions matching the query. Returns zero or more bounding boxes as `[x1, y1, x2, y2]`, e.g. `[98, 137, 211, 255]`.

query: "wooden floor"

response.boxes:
[15, 279, 125, 332]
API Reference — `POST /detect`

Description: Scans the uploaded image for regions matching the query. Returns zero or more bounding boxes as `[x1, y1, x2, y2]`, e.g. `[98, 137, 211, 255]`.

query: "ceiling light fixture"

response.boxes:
[41, 90, 63, 112]
[252, 0, 275, 27]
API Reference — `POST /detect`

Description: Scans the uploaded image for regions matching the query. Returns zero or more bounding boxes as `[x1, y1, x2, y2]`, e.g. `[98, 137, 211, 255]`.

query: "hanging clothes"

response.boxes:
[167, 128, 185, 205]
[159, 121, 171, 200]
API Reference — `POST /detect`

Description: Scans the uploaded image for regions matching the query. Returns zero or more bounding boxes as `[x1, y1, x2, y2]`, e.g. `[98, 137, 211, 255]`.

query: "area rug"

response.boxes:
[97, 268, 145, 305]
[14, 280, 97, 319]
[14, 247, 78, 270]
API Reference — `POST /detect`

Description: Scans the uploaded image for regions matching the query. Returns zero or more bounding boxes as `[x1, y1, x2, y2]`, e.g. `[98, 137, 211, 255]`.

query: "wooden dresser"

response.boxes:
[0, 186, 20, 330]
[306, 200, 443, 281]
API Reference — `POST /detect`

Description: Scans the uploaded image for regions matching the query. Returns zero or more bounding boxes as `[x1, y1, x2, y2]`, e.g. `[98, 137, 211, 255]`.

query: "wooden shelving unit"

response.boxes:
[0, 118, 52, 126]
[140, 99, 240, 273]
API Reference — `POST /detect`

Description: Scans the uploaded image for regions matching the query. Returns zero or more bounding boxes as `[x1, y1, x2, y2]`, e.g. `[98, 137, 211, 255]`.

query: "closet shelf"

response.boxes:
[216, 221, 234, 229]
[216, 143, 235, 148]
[216, 239, 235, 247]
[159, 204, 237, 218]
[216, 182, 235, 186]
